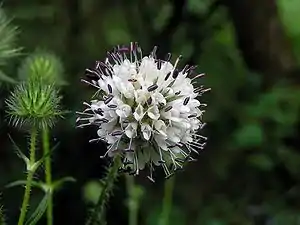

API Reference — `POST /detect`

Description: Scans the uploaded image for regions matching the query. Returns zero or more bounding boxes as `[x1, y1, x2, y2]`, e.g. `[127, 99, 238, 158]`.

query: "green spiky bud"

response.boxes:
[18, 50, 66, 85]
[5, 76, 64, 130]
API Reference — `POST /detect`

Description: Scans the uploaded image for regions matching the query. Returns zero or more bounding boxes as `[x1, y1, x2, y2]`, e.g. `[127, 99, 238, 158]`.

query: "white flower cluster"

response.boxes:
[77, 43, 208, 180]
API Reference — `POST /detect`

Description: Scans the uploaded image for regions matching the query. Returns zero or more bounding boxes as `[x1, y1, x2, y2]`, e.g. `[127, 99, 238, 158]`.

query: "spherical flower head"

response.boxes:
[6, 76, 64, 130]
[18, 50, 66, 86]
[77, 42, 209, 180]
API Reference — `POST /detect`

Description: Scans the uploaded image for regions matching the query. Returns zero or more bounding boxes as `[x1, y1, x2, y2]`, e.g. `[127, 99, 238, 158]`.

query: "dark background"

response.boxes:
[1, 0, 300, 224]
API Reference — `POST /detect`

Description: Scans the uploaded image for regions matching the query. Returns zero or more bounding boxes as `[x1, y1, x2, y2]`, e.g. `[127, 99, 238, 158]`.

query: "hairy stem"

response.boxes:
[17, 127, 37, 225]
[159, 176, 175, 225]
[86, 157, 120, 225]
[126, 175, 138, 225]
[43, 127, 53, 225]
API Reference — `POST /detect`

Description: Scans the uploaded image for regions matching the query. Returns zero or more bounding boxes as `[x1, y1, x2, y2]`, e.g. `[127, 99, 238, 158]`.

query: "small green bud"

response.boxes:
[5, 77, 64, 130]
[18, 50, 66, 85]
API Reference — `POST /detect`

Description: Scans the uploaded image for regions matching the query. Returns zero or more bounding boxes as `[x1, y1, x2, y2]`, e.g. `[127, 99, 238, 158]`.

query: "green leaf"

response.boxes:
[5, 180, 43, 190]
[52, 176, 76, 192]
[8, 134, 30, 167]
[25, 192, 51, 225]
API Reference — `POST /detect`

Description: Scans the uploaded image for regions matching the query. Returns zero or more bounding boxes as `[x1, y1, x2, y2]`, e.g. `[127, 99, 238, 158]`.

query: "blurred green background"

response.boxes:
[1, 0, 300, 224]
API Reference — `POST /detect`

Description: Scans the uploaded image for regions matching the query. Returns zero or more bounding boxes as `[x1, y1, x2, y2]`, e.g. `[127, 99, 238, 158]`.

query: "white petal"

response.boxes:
[116, 104, 132, 118]
[154, 120, 167, 137]
[133, 104, 145, 121]
[125, 122, 138, 138]
[154, 135, 168, 150]
[147, 106, 160, 120]
[152, 92, 166, 105]
[141, 123, 152, 140]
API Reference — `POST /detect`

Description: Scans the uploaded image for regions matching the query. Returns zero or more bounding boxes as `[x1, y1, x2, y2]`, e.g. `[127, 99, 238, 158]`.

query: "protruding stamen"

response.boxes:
[188, 113, 197, 118]
[157, 59, 162, 69]
[111, 130, 124, 136]
[164, 106, 172, 112]
[107, 84, 113, 93]
[85, 69, 100, 80]
[183, 97, 190, 105]
[172, 69, 179, 79]
[165, 53, 171, 62]
[164, 72, 171, 81]
[104, 95, 114, 104]
[147, 84, 158, 92]
[147, 97, 152, 105]
[107, 104, 117, 109]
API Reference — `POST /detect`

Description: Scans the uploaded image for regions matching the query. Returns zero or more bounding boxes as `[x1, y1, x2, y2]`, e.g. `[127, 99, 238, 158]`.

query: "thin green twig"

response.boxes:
[42, 127, 53, 225]
[17, 127, 37, 225]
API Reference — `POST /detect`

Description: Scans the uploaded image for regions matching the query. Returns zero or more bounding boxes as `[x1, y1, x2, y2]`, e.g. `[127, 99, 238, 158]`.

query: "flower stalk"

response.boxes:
[42, 127, 53, 225]
[126, 175, 138, 225]
[86, 157, 121, 225]
[17, 126, 38, 225]
[159, 176, 175, 225]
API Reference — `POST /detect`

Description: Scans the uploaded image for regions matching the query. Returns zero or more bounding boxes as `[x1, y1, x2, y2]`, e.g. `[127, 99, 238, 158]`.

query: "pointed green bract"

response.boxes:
[5, 76, 64, 130]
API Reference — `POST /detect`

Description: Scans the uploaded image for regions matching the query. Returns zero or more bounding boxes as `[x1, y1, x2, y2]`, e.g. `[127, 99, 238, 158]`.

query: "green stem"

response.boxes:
[126, 175, 138, 225]
[86, 157, 120, 225]
[18, 127, 38, 225]
[42, 127, 53, 225]
[159, 176, 175, 225]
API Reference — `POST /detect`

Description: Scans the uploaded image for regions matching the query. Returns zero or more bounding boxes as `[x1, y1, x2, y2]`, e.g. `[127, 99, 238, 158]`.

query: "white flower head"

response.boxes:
[77, 42, 209, 181]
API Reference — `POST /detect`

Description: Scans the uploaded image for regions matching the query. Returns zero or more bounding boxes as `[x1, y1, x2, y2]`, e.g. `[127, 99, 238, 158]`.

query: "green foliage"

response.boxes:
[278, 0, 300, 62]
[24, 192, 51, 225]
[0, 0, 300, 224]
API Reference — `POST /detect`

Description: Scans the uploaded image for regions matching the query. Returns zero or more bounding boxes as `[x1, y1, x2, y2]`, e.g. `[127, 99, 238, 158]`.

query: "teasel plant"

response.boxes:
[13, 50, 71, 225]
[5, 74, 64, 225]
[4, 49, 73, 225]
[77, 42, 209, 225]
